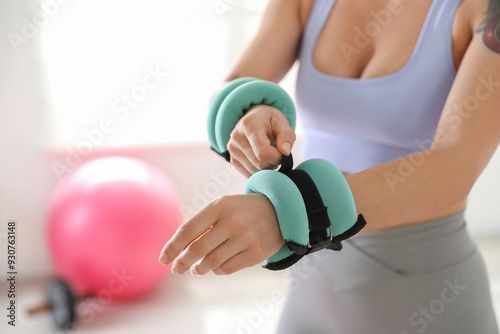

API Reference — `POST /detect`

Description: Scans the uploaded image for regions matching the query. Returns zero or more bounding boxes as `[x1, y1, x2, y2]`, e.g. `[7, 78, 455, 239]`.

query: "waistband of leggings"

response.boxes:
[354, 210, 467, 245]
[349, 210, 476, 274]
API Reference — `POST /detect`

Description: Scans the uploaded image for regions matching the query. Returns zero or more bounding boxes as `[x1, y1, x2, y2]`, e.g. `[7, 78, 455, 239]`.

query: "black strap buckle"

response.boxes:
[307, 225, 333, 253]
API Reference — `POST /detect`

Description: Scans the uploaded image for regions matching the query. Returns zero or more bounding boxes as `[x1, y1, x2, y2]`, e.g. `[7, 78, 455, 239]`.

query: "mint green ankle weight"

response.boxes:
[207, 78, 366, 270]
[245, 157, 365, 270]
[207, 78, 296, 159]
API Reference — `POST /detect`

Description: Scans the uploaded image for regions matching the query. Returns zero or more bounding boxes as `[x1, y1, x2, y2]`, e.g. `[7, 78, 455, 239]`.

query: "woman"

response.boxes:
[159, 0, 500, 332]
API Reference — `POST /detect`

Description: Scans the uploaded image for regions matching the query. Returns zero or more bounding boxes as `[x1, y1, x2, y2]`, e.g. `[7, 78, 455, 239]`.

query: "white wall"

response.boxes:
[0, 0, 265, 280]
[465, 149, 500, 235]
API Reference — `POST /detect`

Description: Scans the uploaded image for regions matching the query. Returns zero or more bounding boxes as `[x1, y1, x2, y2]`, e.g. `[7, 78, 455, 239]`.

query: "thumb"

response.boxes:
[272, 121, 296, 157]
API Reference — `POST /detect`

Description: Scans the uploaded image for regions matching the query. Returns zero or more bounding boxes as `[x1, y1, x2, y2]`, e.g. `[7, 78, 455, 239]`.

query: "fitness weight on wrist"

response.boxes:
[245, 154, 366, 270]
[207, 78, 366, 270]
[207, 77, 296, 161]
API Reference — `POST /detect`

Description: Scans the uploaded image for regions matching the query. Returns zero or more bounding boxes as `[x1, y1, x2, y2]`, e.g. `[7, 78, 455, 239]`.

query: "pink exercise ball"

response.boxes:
[47, 157, 181, 301]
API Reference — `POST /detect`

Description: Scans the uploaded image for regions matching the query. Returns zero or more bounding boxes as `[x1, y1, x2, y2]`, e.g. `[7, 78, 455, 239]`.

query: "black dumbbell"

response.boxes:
[27, 278, 93, 329]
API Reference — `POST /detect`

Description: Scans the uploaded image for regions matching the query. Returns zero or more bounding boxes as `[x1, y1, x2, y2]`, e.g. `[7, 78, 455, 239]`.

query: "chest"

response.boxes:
[312, 0, 471, 79]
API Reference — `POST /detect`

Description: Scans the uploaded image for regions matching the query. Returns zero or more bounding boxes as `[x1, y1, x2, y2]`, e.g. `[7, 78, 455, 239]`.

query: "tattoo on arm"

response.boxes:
[477, 0, 500, 53]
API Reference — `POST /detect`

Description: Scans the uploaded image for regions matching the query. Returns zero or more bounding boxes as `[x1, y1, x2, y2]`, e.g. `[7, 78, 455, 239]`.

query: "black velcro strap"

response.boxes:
[330, 214, 367, 246]
[286, 169, 331, 253]
[263, 253, 304, 271]
[278, 154, 332, 255]
[278, 153, 294, 173]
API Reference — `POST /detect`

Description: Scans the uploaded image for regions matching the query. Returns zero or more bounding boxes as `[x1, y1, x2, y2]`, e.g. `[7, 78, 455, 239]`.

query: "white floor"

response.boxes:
[1, 234, 499, 334]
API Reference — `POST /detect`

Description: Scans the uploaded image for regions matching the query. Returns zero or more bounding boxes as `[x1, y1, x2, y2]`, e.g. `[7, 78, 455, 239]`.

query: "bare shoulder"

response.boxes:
[448, 0, 500, 67]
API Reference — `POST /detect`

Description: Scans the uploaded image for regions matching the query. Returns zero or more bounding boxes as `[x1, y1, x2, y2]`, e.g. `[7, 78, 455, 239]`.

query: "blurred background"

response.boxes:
[0, 0, 498, 333]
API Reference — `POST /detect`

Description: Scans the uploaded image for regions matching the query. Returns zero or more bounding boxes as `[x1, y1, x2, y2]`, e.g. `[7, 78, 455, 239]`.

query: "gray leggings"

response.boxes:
[277, 211, 499, 334]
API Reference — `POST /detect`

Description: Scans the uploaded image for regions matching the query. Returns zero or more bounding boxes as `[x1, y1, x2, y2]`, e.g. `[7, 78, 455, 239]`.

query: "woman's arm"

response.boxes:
[217, 0, 314, 175]
[158, 1, 500, 276]
[223, 0, 309, 83]
[348, 0, 500, 231]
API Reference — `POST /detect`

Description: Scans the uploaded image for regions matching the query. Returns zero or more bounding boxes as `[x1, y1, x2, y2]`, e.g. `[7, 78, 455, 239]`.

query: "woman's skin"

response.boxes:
[158, 0, 500, 276]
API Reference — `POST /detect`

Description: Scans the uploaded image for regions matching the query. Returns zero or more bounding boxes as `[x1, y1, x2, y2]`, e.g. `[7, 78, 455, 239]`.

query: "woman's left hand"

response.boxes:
[158, 193, 284, 275]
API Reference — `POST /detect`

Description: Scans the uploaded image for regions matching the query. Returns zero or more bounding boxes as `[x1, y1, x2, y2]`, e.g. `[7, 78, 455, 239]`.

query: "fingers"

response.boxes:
[271, 113, 296, 157]
[228, 132, 280, 175]
[159, 193, 283, 276]
[228, 110, 288, 176]
[170, 223, 230, 275]
[159, 200, 220, 266]
[212, 250, 255, 275]
[245, 127, 282, 166]
[230, 158, 252, 179]
[227, 139, 259, 176]
[190, 238, 246, 276]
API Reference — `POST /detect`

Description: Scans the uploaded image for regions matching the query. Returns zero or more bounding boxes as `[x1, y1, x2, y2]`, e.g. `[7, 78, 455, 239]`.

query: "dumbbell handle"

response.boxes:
[27, 292, 93, 315]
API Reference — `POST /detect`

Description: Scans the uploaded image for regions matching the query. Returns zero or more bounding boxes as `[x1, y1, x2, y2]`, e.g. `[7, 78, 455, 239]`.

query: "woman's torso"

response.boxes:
[295, 0, 475, 223]
[298, 0, 474, 79]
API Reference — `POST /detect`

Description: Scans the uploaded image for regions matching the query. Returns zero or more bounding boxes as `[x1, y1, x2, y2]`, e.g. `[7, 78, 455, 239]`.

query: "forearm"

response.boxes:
[345, 146, 475, 232]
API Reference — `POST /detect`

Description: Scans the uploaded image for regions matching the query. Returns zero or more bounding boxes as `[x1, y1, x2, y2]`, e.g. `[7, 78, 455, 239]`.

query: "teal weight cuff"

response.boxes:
[244, 155, 366, 270]
[207, 78, 296, 161]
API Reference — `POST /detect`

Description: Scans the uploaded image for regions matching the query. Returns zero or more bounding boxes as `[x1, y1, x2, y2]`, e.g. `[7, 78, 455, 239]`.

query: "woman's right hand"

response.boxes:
[227, 104, 296, 178]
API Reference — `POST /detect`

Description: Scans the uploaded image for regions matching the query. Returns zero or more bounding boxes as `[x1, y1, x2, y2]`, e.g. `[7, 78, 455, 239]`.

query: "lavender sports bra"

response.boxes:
[295, 0, 462, 173]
